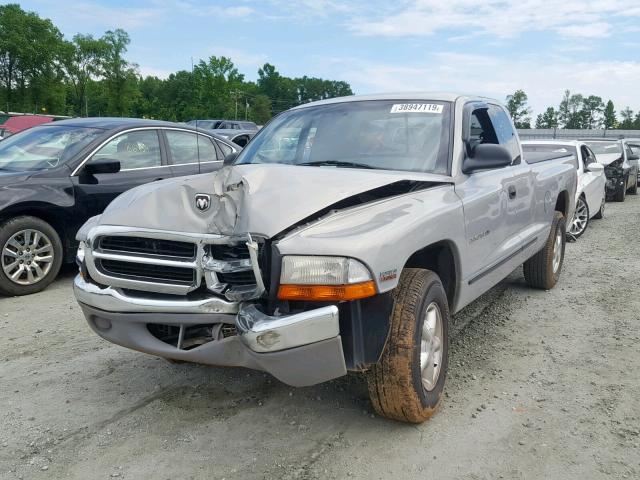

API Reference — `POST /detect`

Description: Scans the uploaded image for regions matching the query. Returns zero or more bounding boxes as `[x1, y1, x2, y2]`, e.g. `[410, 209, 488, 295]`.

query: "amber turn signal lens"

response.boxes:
[277, 281, 376, 301]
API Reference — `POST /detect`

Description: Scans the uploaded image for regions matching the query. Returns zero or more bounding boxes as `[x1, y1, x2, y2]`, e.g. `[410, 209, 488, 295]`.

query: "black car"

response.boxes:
[583, 139, 639, 201]
[0, 117, 239, 296]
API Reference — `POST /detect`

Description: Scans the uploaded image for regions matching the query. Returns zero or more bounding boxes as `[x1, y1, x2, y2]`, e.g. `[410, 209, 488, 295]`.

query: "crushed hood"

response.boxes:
[595, 153, 622, 166]
[98, 164, 451, 238]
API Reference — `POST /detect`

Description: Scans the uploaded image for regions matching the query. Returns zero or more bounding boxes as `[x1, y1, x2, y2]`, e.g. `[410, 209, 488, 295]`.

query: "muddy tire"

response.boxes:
[629, 179, 638, 195]
[0, 216, 63, 296]
[523, 212, 566, 290]
[366, 268, 450, 423]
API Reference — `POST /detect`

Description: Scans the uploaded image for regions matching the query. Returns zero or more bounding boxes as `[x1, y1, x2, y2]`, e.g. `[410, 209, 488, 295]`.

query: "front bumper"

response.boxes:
[74, 275, 346, 387]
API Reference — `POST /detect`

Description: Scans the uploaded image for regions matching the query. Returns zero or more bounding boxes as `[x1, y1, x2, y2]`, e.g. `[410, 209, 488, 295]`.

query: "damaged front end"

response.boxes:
[74, 224, 347, 386]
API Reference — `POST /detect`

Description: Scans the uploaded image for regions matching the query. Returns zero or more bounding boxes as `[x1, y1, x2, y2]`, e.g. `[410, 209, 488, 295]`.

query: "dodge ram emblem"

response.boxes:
[195, 194, 211, 212]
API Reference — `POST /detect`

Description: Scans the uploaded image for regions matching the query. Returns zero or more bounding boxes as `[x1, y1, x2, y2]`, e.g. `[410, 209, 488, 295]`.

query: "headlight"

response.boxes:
[278, 256, 376, 301]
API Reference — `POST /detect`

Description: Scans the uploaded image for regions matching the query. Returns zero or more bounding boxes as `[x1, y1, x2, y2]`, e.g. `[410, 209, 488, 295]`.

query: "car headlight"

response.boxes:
[278, 256, 376, 301]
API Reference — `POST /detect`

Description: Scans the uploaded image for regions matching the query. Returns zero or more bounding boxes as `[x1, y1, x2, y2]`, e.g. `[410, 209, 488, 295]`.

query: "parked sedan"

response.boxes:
[583, 139, 638, 201]
[523, 140, 606, 239]
[0, 117, 239, 296]
[208, 128, 256, 147]
[187, 119, 258, 131]
[623, 138, 640, 186]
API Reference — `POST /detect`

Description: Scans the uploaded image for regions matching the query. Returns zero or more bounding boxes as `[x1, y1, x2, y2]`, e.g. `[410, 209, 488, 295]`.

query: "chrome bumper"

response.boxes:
[74, 275, 346, 386]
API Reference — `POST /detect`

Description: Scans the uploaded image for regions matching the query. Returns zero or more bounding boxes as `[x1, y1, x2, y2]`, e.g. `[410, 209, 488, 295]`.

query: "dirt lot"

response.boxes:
[1, 196, 639, 480]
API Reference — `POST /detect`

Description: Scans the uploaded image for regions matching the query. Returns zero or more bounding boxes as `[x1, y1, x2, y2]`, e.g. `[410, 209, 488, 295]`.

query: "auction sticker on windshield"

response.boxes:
[390, 103, 443, 114]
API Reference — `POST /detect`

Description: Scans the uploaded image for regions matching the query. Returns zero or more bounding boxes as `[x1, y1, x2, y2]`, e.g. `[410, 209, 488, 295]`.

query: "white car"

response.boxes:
[523, 140, 605, 239]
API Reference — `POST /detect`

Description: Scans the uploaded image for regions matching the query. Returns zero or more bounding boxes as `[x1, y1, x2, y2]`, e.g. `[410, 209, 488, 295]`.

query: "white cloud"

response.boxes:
[349, 0, 640, 39]
[312, 53, 640, 115]
[138, 66, 174, 79]
[63, 2, 167, 29]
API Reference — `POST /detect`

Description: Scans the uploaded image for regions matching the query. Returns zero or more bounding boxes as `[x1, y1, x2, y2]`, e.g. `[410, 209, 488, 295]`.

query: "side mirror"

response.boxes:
[83, 158, 121, 175]
[586, 162, 604, 173]
[462, 144, 512, 174]
[628, 154, 639, 161]
[223, 152, 238, 166]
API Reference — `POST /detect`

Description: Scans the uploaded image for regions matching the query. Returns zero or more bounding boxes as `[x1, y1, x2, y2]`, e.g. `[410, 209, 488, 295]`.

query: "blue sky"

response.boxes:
[20, 0, 640, 117]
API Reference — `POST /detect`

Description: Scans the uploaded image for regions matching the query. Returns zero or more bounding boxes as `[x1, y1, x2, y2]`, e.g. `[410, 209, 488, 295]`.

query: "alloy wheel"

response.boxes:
[569, 198, 588, 236]
[1, 229, 54, 285]
[420, 302, 443, 392]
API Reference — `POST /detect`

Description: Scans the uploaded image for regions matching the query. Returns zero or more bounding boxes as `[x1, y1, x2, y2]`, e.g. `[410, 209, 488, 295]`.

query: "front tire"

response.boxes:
[567, 196, 589, 239]
[615, 179, 626, 202]
[366, 268, 450, 423]
[629, 178, 638, 195]
[523, 212, 566, 290]
[593, 197, 605, 219]
[0, 216, 63, 296]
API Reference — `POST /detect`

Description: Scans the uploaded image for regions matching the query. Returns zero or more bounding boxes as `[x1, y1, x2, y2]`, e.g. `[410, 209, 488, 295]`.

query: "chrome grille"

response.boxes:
[99, 236, 196, 259]
[98, 259, 195, 285]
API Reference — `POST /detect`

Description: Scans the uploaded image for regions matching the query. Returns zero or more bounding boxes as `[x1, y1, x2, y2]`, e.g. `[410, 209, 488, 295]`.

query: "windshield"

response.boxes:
[583, 141, 622, 155]
[0, 125, 103, 171]
[236, 100, 451, 174]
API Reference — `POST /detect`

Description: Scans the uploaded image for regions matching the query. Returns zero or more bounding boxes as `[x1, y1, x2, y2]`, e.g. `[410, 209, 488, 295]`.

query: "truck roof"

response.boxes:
[292, 92, 501, 110]
[522, 139, 582, 146]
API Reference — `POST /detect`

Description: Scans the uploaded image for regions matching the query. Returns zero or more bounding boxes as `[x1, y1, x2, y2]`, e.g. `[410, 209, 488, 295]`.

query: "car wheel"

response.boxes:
[615, 179, 627, 202]
[567, 196, 589, 239]
[630, 179, 638, 195]
[523, 212, 566, 290]
[366, 268, 449, 423]
[593, 197, 605, 219]
[0, 216, 63, 296]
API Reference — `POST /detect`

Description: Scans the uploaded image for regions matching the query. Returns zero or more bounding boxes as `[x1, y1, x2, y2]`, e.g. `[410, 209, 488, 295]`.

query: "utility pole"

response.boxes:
[245, 99, 249, 120]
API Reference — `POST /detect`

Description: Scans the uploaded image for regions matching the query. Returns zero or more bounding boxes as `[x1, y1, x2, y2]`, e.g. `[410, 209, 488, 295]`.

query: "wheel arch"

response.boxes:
[402, 240, 460, 308]
[555, 190, 569, 217]
[0, 204, 74, 261]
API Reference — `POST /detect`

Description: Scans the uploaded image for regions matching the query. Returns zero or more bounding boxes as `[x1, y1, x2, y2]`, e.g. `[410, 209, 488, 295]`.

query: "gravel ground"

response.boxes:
[1, 196, 639, 480]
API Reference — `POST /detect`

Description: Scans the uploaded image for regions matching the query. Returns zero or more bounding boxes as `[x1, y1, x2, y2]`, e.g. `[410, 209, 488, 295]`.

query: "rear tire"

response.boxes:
[366, 268, 450, 423]
[0, 216, 63, 296]
[523, 212, 566, 290]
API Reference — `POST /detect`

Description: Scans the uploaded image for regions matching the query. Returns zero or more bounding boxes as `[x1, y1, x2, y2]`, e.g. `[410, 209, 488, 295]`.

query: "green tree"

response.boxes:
[535, 107, 558, 129]
[102, 29, 138, 116]
[619, 107, 635, 129]
[61, 34, 108, 116]
[603, 100, 616, 130]
[559, 92, 585, 129]
[580, 95, 604, 129]
[0, 3, 65, 112]
[505, 89, 532, 128]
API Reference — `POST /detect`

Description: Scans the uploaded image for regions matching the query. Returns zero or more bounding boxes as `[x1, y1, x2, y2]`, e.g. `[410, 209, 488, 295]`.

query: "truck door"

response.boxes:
[455, 104, 520, 292]
[487, 104, 535, 248]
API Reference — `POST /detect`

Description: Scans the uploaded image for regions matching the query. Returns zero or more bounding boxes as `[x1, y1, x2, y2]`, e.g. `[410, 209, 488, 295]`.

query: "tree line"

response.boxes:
[506, 89, 640, 130]
[0, 4, 353, 124]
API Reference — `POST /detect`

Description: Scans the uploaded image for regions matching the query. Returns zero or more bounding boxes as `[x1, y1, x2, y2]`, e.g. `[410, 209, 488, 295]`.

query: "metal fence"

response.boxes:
[517, 129, 640, 140]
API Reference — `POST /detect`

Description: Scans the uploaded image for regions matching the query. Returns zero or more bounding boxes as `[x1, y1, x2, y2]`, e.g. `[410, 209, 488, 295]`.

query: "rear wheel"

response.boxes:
[523, 212, 566, 290]
[0, 216, 63, 296]
[366, 268, 449, 423]
[567, 196, 589, 239]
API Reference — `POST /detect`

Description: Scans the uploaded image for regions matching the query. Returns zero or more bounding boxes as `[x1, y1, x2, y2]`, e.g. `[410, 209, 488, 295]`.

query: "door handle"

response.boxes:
[508, 185, 517, 199]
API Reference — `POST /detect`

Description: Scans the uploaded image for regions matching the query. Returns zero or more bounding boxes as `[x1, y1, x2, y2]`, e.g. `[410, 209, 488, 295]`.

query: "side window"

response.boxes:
[91, 130, 161, 170]
[582, 146, 596, 169]
[216, 140, 233, 157]
[165, 131, 218, 164]
[468, 108, 498, 152]
[629, 144, 640, 157]
[487, 105, 520, 163]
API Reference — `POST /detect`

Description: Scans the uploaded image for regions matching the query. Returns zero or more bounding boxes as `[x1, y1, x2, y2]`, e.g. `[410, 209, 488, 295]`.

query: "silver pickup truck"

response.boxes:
[73, 93, 576, 423]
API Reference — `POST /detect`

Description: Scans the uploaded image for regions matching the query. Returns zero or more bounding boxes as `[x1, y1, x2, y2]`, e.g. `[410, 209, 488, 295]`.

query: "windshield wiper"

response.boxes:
[298, 160, 376, 169]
